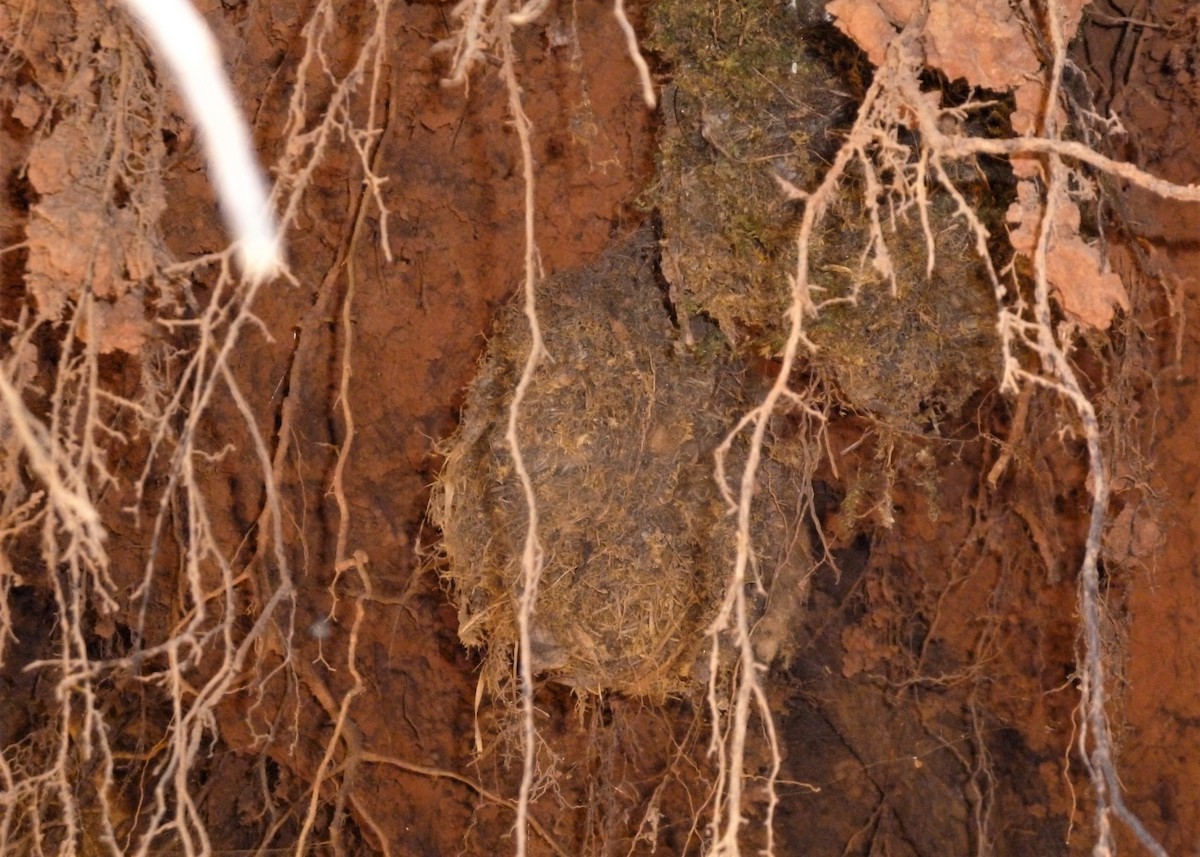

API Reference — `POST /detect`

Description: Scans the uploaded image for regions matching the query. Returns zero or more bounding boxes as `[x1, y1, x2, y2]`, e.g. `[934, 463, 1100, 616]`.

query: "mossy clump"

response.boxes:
[430, 233, 743, 698]
[648, 0, 1004, 425]
[805, 196, 1002, 427]
[647, 0, 848, 350]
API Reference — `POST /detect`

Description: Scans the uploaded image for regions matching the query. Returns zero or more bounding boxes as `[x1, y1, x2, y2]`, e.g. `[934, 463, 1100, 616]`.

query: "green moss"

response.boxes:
[648, 0, 835, 347]
[805, 195, 1001, 427]
[649, 0, 1007, 428]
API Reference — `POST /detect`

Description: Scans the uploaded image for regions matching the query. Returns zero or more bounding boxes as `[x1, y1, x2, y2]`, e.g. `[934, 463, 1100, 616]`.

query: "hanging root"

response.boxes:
[0, 0, 401, 853]
[704, 2, 1200, 853]
[118, 0, 282, 279]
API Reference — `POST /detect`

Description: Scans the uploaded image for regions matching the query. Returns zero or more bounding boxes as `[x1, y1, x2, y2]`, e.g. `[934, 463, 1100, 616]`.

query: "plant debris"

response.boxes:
[432, 232, 745, 697]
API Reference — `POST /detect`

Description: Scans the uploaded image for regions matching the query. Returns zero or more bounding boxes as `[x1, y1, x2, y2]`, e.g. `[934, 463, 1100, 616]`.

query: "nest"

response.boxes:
[431, 232, 746, 697]
[648, 0, 1001, 427]
[805, 196, 1001, 427]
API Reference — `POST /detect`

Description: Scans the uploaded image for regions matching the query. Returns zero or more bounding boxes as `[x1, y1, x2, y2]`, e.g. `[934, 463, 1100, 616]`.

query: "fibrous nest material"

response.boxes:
[804, 195, 1002, 426]
[650, 0, 846, 354]
[431, 233, 745, 698]
[649, 0, 1002, 427]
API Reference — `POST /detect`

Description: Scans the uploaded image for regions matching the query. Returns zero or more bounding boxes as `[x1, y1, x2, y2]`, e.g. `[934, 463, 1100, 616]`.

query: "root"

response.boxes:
[0, 1, 395, 853]
[485, 4, 547, 852]
[119, 0, 282, 279]
[706, 4, 1182, 853]
[4, 0, 1185, 854]
[613, 0, 656, 110]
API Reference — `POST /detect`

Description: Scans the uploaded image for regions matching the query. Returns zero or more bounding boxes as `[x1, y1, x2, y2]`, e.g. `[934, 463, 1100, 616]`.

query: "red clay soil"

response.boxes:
[185, 3, 660, 852]
[1086, 1, 1200, 851]
[2, 1, 1200, 855]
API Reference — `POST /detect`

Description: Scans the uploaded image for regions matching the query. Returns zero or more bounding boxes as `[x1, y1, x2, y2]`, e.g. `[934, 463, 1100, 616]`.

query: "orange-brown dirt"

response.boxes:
[1, 1, 1199, 855]
[1084, 2, 1200, 851]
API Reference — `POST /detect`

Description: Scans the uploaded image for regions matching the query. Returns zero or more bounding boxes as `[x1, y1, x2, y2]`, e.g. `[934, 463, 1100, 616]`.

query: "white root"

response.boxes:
[119, 0, 283, 280]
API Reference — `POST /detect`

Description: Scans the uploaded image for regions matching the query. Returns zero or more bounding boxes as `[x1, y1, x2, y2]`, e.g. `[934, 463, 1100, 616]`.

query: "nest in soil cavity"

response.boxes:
[431, 232, 774, 698]
[650, 0, 1003, 427]
[804, 194, 1002, 427]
